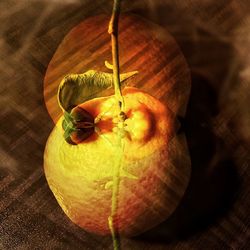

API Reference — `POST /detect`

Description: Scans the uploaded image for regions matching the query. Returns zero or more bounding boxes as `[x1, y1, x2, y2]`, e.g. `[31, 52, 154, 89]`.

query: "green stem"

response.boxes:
[108, 1, 123, 250]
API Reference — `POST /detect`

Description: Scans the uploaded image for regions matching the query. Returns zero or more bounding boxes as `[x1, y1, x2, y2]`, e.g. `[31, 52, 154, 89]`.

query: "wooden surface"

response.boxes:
[44, 14, 190, 122]
[1, 0, 250, 249]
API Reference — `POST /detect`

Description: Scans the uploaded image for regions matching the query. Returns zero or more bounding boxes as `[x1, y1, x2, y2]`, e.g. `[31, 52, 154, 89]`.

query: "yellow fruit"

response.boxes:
[44, 87, 191, 236]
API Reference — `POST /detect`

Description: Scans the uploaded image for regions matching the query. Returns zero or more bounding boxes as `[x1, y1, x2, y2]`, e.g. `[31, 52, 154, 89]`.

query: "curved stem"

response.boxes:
[108, 1, 123, 250]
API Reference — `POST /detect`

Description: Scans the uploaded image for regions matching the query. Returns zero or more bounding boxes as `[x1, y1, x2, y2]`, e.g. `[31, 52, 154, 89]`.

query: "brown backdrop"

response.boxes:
[0, 0, 249, 249]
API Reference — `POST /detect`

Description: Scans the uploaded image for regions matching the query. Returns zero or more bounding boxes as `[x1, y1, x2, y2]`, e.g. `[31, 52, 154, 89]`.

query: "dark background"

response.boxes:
[0, 0, 249, 249]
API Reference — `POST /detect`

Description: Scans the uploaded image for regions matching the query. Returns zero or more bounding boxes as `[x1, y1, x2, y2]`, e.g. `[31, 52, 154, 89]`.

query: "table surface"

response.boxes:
[0, 0, 249, 249]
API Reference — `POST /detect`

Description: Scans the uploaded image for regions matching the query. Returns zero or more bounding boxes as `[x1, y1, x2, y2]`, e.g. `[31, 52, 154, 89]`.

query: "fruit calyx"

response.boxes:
[123, 104, 154, 143]
[62, 106, 95, 145]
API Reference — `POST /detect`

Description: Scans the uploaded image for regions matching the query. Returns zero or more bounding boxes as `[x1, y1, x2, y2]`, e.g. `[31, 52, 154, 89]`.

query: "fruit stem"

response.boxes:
[109, 0, 124, 116]
[108, 1, 123, 250]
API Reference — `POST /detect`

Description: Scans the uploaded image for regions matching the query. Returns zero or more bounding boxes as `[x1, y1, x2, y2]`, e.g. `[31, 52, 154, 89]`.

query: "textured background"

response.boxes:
[0, 0, 249, 249]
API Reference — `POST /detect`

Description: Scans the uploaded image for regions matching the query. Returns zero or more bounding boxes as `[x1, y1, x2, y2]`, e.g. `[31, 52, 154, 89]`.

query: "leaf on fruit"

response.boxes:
[63, 126, 76, 141]
[58, 70, 138, 112]
[63, 111, 74, 124]
[62, 111, 76, 140]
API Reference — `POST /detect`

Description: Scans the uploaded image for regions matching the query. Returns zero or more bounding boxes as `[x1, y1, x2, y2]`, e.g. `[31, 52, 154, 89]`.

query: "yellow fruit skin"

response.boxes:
[44, 87, 191, 237]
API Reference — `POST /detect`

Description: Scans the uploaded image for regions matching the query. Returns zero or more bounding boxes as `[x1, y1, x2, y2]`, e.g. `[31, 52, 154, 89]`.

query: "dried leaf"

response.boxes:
[58, 70, 138, 112]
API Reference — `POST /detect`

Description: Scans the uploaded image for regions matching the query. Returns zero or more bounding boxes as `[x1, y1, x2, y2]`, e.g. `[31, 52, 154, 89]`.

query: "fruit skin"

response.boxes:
[44, 87, 191, 237]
